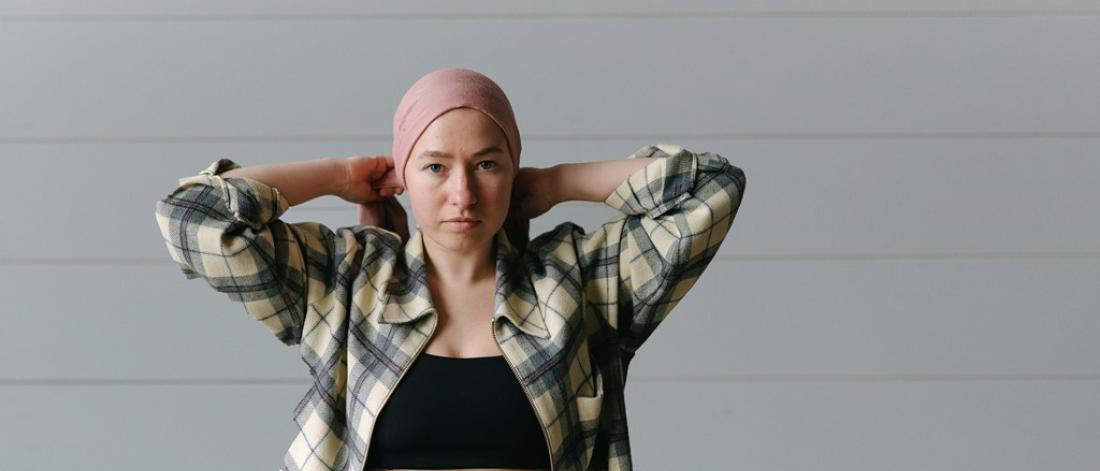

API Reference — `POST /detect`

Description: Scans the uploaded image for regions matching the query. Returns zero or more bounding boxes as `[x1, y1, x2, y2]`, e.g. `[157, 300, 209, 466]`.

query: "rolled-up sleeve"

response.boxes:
[582, 143, 746, 355]
[154, 158, 349, 347]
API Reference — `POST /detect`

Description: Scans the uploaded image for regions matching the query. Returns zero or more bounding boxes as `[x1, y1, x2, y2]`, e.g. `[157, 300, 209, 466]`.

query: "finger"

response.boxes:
[380, 156, 396, 172]
[367, 158, 387, 176]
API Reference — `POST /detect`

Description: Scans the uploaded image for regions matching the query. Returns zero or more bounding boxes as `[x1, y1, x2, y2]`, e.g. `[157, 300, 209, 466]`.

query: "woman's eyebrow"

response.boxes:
[418, 145, 503, 159]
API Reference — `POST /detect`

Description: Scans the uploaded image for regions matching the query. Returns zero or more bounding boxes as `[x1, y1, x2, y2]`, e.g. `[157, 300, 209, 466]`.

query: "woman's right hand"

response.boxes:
[337, 155, 404, 204]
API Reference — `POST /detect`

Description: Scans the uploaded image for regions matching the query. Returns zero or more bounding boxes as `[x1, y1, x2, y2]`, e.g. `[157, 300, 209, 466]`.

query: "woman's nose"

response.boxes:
[447, 171, 477, 206]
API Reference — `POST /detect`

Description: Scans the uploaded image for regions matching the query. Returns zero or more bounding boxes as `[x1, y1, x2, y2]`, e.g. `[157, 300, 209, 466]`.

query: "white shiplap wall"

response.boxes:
[1, 2, 1097, 469]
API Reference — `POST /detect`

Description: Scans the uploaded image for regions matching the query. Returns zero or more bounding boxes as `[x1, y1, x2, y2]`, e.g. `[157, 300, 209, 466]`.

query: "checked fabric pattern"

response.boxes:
[154, 143, 746, 470]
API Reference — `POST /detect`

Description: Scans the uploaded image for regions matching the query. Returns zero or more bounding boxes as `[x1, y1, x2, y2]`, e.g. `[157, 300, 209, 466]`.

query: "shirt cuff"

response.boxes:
[175, 158, 290, 230]
[603, 143, 697, 219]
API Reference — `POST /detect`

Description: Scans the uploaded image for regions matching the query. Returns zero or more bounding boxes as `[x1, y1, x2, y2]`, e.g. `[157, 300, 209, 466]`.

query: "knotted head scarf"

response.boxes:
[357, 67, 528, 252]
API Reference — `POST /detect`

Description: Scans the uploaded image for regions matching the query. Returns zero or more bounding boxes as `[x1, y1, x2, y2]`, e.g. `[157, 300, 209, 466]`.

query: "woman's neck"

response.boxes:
[422, 237, 497, 285]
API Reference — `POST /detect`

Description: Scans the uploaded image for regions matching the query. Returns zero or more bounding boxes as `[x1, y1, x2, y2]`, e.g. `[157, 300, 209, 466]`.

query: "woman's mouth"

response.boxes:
[443, 220, 481, 231]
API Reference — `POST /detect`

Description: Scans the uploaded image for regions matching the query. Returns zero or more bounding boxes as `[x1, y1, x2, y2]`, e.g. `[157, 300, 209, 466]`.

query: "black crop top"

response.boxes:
[364, 351, 551, 469]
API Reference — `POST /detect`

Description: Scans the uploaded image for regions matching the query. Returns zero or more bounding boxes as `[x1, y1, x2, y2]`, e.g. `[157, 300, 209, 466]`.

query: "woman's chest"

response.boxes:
[423, 281, 501, 357]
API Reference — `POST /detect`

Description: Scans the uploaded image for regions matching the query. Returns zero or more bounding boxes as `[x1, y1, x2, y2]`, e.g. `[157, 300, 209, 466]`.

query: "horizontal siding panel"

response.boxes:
[628, 380, 1100, 469]
[1, 259, 1095, 380]
[0, 18, 1097, 139]
[0, 138, 1095, 260]
[0, 380, 1096, 469]
[2, 1, 1098, 16]
[0, 383, 302, 470]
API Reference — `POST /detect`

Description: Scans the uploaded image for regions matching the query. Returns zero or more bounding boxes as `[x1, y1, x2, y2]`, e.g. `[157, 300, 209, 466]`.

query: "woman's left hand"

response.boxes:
[510, 166, 557, 220]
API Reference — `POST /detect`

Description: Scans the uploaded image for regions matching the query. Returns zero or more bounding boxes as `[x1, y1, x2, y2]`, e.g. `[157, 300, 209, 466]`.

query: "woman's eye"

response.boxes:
[426, 163, 443, 173]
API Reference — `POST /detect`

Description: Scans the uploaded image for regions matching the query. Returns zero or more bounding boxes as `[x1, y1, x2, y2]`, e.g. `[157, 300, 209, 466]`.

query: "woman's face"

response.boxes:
[404, 107, 514, 256]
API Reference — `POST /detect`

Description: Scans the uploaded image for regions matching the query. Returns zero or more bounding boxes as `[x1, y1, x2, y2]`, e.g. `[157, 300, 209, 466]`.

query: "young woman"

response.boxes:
[155, 67, 746, 471]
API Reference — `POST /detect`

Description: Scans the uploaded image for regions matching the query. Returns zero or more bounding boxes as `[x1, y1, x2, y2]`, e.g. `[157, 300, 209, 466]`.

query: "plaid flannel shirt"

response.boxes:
[154, 143, 746, 471]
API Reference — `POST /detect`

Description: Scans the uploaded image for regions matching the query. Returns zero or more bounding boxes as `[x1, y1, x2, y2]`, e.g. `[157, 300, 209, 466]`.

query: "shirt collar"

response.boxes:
[375, 224, 551, 339]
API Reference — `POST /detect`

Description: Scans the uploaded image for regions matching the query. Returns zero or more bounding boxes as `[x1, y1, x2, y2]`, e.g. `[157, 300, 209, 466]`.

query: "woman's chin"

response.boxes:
[426, 226, 495, 252]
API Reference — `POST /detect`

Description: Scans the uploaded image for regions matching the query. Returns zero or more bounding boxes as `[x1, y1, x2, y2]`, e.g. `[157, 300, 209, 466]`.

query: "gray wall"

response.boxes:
[1, 1, 1098, 469]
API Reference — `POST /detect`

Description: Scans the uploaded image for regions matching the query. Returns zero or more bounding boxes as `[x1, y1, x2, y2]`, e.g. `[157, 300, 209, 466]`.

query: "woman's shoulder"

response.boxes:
[526, 221, 583, 254]
[525, 220, 624, 265]
[320, 223, 410, 278]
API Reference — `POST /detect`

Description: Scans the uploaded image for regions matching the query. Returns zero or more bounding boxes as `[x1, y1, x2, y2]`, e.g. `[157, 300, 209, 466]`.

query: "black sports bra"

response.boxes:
[364, 351, 551, 469]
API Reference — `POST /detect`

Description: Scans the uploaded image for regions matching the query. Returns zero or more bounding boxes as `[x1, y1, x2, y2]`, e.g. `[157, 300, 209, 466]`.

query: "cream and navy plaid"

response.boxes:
[155, 143, 746, 470]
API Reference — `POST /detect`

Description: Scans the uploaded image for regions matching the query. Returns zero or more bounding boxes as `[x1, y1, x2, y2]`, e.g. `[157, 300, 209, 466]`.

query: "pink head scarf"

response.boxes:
[358, 67, 527, 251]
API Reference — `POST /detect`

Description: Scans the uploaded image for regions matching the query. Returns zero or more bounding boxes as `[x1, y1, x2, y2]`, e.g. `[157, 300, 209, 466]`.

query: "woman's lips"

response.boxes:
[444, 220, 481, 231]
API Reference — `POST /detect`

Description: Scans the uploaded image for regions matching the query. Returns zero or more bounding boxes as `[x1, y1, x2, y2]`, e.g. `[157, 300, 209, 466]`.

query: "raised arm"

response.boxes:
[154, 157, 387, 347]
[544, 157, 654, 205]
[220, 158, 346, 206]
[543, 144, 746, 358]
